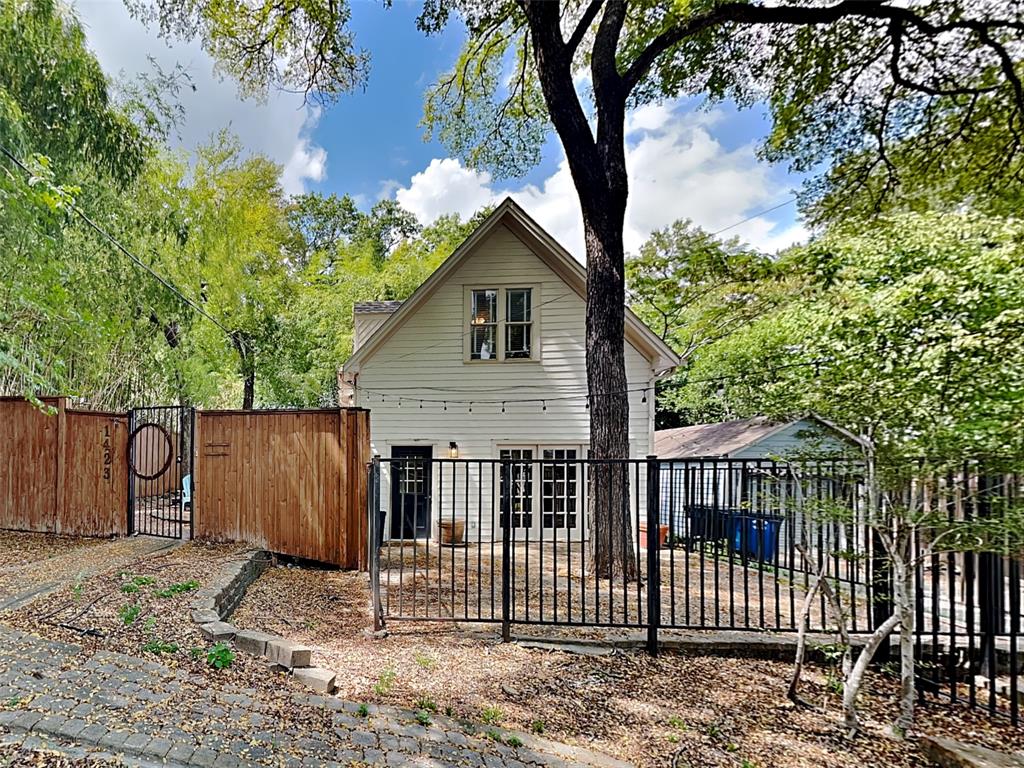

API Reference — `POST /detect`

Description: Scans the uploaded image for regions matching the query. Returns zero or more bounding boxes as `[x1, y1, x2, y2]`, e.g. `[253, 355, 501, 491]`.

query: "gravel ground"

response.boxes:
[233, 564, 1024, 768]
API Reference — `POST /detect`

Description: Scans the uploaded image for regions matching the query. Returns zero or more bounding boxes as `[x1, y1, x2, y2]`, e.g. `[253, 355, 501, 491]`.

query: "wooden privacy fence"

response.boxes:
[0, 397, 128, 536]
[194, 408, 371, 570]
[0, 398, 372, 569]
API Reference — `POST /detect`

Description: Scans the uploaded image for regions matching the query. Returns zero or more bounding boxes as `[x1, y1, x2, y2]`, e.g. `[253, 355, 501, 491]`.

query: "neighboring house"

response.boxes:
[340, 198, 679, 542]
[655, 415, 867, 551]
[654, 414, 863, 460]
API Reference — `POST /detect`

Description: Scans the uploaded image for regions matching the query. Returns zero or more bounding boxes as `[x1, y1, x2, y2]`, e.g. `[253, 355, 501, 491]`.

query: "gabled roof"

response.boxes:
[354, 301, 403, 314]
[344, 198, 680, 373]
[654, 414, 867, 458]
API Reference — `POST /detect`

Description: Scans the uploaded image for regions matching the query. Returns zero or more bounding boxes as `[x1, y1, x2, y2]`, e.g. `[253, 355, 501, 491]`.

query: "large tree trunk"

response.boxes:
[583, 209, 636, 580]
[521, 0, 636, 580]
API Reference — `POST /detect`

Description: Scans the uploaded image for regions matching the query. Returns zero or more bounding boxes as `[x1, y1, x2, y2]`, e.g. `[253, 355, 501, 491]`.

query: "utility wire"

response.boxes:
[0, 144, 234, 341]
[710, 197, 798, 237]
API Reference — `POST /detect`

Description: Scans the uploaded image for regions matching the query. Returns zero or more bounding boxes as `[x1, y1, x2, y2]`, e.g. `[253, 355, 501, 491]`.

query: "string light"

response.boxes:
[353, 357, 832, 410]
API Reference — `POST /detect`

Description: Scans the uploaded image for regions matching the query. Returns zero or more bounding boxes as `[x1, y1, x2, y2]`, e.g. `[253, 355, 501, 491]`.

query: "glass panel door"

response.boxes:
[499, 448, 533, 530]
[541, 448, 579, 530]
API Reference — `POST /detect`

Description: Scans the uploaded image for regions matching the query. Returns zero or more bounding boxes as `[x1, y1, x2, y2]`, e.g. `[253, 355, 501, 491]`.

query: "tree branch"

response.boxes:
[622, 0, 1024, 102]
[567, 0, 605, 54]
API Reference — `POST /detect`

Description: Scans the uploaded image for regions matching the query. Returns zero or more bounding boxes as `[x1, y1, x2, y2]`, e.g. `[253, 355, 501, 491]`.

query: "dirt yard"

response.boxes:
[232, 563, 1024, 768]
[376, 539, 871, 635]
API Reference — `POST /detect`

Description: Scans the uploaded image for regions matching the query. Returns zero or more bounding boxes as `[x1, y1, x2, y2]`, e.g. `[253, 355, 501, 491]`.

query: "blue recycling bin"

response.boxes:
[728, 514, 781, 564]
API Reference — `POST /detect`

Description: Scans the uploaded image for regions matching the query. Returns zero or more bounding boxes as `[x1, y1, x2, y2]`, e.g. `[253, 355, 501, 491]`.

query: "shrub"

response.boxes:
[206, 642, 235, 670]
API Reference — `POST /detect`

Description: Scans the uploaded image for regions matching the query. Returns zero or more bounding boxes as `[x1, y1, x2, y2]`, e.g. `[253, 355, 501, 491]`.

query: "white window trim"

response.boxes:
[495, 443, 587, 537]
[463, 284, 542, 363]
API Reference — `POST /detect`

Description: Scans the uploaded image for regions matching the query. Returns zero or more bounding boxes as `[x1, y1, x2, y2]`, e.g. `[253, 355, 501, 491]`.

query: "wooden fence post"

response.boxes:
[54, 396, 67, 531]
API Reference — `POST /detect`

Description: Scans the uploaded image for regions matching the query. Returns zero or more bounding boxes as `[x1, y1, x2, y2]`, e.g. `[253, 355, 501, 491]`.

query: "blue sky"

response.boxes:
[76, 0, 806, 256]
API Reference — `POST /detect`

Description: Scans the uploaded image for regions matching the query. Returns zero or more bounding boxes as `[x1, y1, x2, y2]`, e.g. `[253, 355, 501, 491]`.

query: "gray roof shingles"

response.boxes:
[354, 300, 403, 314]
[654, 416, 782, 458]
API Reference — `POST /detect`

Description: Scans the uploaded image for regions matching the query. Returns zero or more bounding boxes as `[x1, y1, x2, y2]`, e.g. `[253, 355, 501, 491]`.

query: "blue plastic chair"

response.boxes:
[181, 474, 192, 514]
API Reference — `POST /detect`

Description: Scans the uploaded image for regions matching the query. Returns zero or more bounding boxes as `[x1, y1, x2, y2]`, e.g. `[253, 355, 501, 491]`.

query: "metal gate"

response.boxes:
[127, 405, 194, 539]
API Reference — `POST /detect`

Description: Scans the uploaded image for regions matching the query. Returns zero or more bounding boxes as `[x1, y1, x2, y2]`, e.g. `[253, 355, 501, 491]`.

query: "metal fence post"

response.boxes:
[646, 455, 661, 656]
[501, 459, 512, 643]
[369, 457, 384, 633]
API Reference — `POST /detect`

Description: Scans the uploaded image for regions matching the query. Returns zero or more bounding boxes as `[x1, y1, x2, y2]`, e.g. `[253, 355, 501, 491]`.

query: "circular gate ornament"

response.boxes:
[127, 422, 174, 480]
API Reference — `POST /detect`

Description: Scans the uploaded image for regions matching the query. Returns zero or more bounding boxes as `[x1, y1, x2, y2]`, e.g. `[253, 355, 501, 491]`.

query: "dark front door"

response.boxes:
[390, 446, 432, 539]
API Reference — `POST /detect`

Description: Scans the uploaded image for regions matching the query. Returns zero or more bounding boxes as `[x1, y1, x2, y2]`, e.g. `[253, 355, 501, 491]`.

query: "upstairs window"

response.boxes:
[470, 289, 497, 360]
[466, 286, 537, 362]
[505, 288, 532, 359]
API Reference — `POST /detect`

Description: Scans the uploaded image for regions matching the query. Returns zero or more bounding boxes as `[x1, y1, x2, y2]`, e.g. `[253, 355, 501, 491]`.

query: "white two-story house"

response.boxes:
[340, 199, 679, 543]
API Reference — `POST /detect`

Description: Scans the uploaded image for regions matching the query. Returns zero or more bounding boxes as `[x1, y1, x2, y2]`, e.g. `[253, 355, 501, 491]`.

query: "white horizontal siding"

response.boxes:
[357, 223, 656, 540]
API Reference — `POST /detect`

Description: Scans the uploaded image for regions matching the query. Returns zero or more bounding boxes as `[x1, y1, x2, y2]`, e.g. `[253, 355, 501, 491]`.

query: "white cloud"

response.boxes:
[75, 0, 328, 195]
[392, 100, 805, 257]
[396, 158, 496, 222]
[281, 136, 328, 195]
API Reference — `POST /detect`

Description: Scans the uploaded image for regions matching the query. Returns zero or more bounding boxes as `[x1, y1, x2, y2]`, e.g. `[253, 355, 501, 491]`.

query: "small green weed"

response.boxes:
[667, 715, 686, 730]
[505, 736, 523, 749]
[118, 603, 141, 625]
[206, 642, 235, 670]
[189, 647, 203, 660]
[413, 652, 434, 669]
[666, 734, 680, 744]
[142, 639, 179, 655]
[143, 617, 157, 632]
[480, 706, 503, 726]
[414, 696, 437, 714]
[530, 719, 545, 735]
[70, 581, 84, 602]
[484, 729, 502, 742]
[356, 703, 369, 717]
[154, 580, 200, 598]
[373, 667, 396, 695]
[414, 710, 432, 726]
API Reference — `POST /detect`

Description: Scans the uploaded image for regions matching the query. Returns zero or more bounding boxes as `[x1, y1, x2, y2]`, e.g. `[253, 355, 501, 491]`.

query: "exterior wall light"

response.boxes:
[448, 441, 459, 459]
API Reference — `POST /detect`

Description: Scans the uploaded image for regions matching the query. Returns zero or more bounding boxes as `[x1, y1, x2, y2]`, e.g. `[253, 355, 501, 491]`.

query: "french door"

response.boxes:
[499, 446, 584, 538]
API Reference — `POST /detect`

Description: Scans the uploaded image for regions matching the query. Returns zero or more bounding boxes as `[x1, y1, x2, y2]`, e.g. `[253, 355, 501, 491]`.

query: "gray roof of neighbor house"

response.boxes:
[354, 300, 403, 314]
[654, 416, 784, 458]
[655, 414, 867, 458]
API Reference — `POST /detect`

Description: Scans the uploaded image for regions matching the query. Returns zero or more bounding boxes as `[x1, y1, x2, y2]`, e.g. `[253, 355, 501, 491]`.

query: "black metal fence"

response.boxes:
[368, 455, 1024, 726]
[369, 456, 875, 634]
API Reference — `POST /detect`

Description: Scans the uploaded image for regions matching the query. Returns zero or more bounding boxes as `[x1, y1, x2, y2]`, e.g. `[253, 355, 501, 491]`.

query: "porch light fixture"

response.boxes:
[449, 441, 459, 458]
